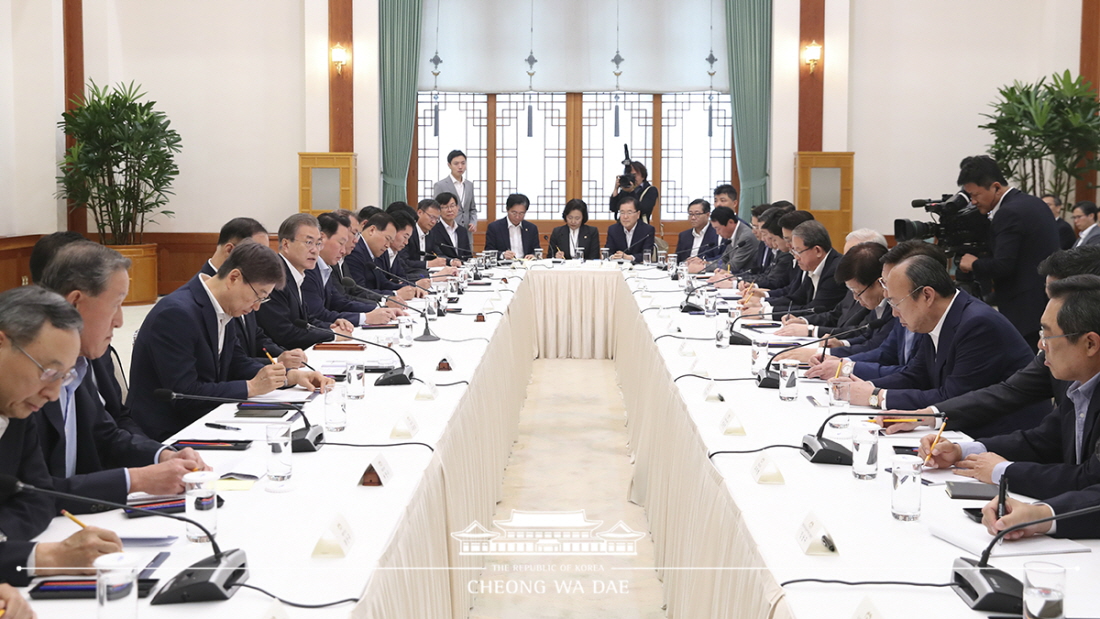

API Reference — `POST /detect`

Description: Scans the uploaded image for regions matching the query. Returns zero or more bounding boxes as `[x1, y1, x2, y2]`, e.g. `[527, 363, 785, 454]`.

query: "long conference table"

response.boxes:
[27, 261, 1100, 618]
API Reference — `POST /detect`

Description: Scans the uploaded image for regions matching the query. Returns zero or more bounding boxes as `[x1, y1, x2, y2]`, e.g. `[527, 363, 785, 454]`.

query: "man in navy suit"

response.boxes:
[484, 193, 541, 259]
[745, 221, 844, 319]
[923, 275, 1100, 502]
[425, 192, 473, 263]
[301, 212, 399, 329]
[848, 254, 1045, 438]
[199, 217, 309, 369]
[605, 195, 655, 263]
[957, 155, 1059, 349]
[130, 241, 330, 441]
[0, 286, 123, 585]
[1043, 194, 1076, 250]
[37, 242, 205, 511]
[675, 199, 720, 262]
[345, 212, 425, 300]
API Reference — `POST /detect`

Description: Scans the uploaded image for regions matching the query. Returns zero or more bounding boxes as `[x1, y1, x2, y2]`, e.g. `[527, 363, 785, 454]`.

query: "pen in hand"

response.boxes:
[997, 475, 1009, 519]
[61, 509, 88, 529]
[205, 422, 241, 432]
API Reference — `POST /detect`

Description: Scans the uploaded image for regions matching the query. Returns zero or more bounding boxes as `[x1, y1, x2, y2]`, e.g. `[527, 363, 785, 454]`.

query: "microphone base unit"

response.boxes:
[375, 365, 415, 386]
[292, 424, 325, 453]
[414, 333, 441, 342]
[729, 331, 753, 346]
[680, 301, 704, 313]
[950, 557, 1023, 614]
[755, 368, 780, 389]
[800, 434, 854, 465]
[150, 548, 249, 605]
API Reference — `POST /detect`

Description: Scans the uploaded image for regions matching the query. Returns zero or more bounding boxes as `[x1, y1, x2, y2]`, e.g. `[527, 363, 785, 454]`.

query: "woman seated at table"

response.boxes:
[548, 199, 601, 260]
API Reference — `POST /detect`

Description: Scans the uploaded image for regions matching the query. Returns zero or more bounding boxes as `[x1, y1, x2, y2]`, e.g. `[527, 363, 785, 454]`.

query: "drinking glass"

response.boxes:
[1024, 561, 1065, 619]
[534, 248, 544, 260]
[183, 471, 218, 542]
[346, 363, 366, 400]
[827, 379, 851, 429]
[891, 455, 923, 521]
[398, 315, 414, 347]
[325, 384, 347, 432]
[601, 248, 610, 261]
[851, 422, 879, 480]
[778, 360, 799, 401]
[716, 320, 730, 349]
[266, 422, 293, 483]
[95, 553, 139, 619]
[703, 288, 718, 318]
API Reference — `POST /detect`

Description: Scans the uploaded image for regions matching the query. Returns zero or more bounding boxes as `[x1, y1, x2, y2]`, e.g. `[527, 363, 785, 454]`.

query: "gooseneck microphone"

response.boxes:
[435, 242, 474, 259]
[755, 317, 891, 391]
[349, 273, 440, 342]
[341, 277, 426, 317]
[152, 389, 322, 453]
[364, 262, 431, 294]
[952, 502, 1100, 613]
[680, 273, 740, 313]
[293, 319, 414, 385]
[0, 473, 247, 605]
[725, 306, 827, 345]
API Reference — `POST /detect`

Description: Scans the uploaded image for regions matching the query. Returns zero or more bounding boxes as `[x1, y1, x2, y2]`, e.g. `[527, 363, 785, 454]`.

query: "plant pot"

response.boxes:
[109, 243, 158, 305]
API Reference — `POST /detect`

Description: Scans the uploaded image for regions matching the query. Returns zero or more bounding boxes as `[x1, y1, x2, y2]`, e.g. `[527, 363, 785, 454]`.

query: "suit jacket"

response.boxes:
[934, 352, 1059, 435]
[752, 251, 795, 290]
[979, 379, 1100, 501]
[872, 291, 1047, 437]
[38, 362, 164, 513]
[394, 248, 428, 281]
[609, 182, 659, 223]
[675, 226, 720, 263]
[747, 242, 774, 274]
[403, 226, 431, 274]
[830, 307, 895, 356]
[0, 416, 55, 586]
[705, 223, 759, 273]
[970, 188, 1059, 338]
[1056, 217, 1077, 250]
[605, 222, 656, 263]
[199, 262, 285, 361]
[425, 222, 473, 261]
[1044, 484, 1100, 538]
[129, 276, 266, 441]
[1077, 224, 1100, 247]
[548, 225, 600, 260]
[848, 321, 923, 380]
[484, 218, 541, 258]
[301, 263, 375, 326]
[767, 249, 846, 318]
[433, 176, 477, 229]
[255, 259, 336, 351]
[805, 291, 869, 333]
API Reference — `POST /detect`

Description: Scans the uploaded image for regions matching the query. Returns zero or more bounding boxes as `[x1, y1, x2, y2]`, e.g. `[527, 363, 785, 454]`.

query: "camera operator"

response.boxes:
[610, 161, 659, 224]
[956, 155, 1059, 349]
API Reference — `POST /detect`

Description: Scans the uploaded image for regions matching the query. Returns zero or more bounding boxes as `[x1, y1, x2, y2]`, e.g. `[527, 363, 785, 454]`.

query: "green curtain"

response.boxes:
[379, 0, 423, 206]
[725, 0, 772, 220]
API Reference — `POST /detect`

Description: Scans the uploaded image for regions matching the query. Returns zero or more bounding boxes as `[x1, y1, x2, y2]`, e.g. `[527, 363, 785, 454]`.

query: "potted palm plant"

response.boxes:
[57, 81, 182, 303]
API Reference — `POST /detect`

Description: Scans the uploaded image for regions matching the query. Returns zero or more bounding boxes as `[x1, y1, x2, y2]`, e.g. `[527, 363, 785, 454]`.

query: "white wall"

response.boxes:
[353, 0, 381, 208]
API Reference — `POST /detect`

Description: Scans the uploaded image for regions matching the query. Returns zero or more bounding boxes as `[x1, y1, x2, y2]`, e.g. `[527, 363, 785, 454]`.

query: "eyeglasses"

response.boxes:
[13, 341, 78, 387]
[243, 277, 271, 305]
[790, 245, 809, 257]
[687, 211, 706, 218]
[850, 283, 872, 301]
[884, 288, 919, 307]
[1039, 327, 1082, 343]
[291, 238, 323, 250]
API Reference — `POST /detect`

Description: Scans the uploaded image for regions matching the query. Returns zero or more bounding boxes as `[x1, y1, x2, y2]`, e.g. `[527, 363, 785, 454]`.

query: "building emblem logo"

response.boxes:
[451, 510, 645, 556]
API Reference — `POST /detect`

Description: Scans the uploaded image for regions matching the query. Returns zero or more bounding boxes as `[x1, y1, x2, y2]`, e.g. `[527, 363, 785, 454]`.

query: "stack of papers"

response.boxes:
[930, 524, 1090, 558]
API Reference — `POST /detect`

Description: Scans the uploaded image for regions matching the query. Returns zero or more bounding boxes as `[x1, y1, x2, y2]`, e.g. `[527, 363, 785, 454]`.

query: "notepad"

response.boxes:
[930, 523, 1090, 558]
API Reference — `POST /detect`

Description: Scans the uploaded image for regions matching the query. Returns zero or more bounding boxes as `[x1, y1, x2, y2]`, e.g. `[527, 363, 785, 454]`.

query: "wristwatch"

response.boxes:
[869, 387, 882, 408]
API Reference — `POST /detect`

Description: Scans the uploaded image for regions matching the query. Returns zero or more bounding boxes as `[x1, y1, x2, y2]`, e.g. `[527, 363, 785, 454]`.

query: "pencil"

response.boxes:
[833, 360, 843, 379]
[263, 347, 277, 364]
[923, 420, 948, 466]
[61, 509, 88, 529]
[875, 418, 921, 423]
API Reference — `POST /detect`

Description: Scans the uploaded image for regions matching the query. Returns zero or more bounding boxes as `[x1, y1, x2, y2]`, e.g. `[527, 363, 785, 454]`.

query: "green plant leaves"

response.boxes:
[56, 80, 182, 245]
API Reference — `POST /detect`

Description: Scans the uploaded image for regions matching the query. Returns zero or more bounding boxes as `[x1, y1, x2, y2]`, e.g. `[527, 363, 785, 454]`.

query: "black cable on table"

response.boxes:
[236, 582, 360, 608]
[457, 311, 504, 317]
[707, 445, 803, 459]
[779, 578, 954, 589]
[673, 374, 758, 382]
[654, 334, 712, 342]
[411, 377, 470, 387]
[640, 306, 680, 313]
[437, 336, 491, 343]
[323, 441, 435, 452]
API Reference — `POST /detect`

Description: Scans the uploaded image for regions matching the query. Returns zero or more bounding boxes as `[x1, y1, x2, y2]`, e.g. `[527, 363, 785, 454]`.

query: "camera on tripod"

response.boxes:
[618, 144, 635, 190]
[894, 191, 990, 257]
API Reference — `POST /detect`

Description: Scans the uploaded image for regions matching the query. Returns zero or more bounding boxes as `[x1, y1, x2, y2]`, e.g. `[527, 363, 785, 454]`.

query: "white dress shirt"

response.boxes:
[690, 227, 706, 258]
[450, 175, 464, 205]
[199, 273, 234, 355]
[509, 222, 525, 256]
[442, 220, 460, 249]
[1077, 223, 1098, 247]
[569, 228, 580, 256]
[623, 223, 636, 249]
[928, 291, 959, 353]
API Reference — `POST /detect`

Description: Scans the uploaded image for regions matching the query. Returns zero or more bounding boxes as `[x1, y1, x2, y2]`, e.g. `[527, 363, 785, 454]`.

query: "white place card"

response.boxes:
[415, 380, 439, 401]
[720, 409, 745, 436]
[677, 341, 696, 357]
[751, 454, 783, 484]
[312, 513, 356, 558]
[851, 597, 885, 619]
[390, 415, 420, 439]
[360, 454, 394, 487]
[689, 358, 709, 377]
[257, 599, 291, 619]
[702, 381, 724, 402]
[796, 512, 838, 555]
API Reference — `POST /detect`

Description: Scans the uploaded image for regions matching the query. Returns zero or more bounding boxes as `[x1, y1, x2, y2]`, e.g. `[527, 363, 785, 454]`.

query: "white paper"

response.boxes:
[248, 387, 316, 403]
[929, 524, 1090, 558]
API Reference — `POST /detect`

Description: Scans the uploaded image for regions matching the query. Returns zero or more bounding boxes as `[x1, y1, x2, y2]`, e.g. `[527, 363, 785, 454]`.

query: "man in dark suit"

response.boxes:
[743, 206, 797, 290]
[199, 217, 308, 368]
[922, 275, 1100, 501]
[744, 203, 780, 274]
[37, 242, 204, 511]
[0, 286, 122, 585]
[548, 199, 601, 260]
[484, 193, 541, 259]
[387, 207, 455, 284]
[675, 199, 720, 263]
[1072, 200, 1100, 246]
[345, 212, 425, 300]
[746, 221, 844, 319]
[301, 212, 399, 329]
[425, 192, 473, 263]
[957, 155, 1059, 349]
[1044, 194, 1076, 250]
[605, 195, 655, 263]
[432, 149, 478, 234]
[848, 254, 1045, 438]
[130, 241, 330, 441]
[256, 214, 357, 351]
[406, 199, 455, 271]
[684, 206, 759, 274]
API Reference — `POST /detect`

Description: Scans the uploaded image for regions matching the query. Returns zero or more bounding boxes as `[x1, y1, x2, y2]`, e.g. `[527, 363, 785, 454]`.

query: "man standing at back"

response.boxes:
[957, 155, 1059, 349]
[433, 150, 477, 234]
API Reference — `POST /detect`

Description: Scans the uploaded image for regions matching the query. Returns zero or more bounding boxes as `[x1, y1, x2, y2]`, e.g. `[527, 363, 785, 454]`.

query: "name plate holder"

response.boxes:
[689, 358, 710, 378]
[720, 409, 745, 436]
[795, 512, 838, 555]
[415, 379, 439, 401]
[702, 381, 725, 402]
[360, 454, 394, 487]
[259, 599, 291, 619]
[851, 597, 885, 619]
[390, 415, 420, 439]
[678, 341, 696, 357]
[312, 513, 356, 558]
[751, 454, 783, 484]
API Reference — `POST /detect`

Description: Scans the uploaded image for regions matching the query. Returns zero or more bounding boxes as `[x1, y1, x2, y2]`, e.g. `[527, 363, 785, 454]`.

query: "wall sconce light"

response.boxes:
[804, 40, 822, 74]
[331, 44, 349, 75]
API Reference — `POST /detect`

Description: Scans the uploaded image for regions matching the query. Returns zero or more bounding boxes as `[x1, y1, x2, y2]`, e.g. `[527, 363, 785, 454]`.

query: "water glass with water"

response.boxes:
[657, 250, 667, 266]
[778, 360, 799, 401]
[601, 248, 610, 261]
[95, 553, 139, 619]
[716, 320, 730, 349]
[851, 422, 880, 480]
[667, 254, 677, 271]
[751, 338, 769, 375]
[425, 296, 439, 321]
[534, 248, 544, 260]
[266, 422, 293, 483]
[891, 455, 923, 521]
[827, 379, 851, 429]
[346, 363, 366, 400]
[703, 288, 718, 318]
[182, 471, 218, 542]
[325, 384, 347, 432]
[576, 246, 586, 264]
[398, 315, 414, 347]
[1024, 561, 1065, 619]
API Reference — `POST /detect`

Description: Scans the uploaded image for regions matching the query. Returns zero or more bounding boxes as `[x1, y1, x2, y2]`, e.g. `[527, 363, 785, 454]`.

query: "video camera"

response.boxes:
[619, 145, 635, 190]
[894, 191, 990, 257]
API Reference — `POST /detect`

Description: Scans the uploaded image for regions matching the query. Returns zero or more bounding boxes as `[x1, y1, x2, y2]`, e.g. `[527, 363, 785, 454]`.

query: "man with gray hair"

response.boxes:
[845, 228, 888, 248]
[0, 286, 124, 585]
[38, 242, 207, 511]
[845, 254, 1045, 437]
[746, 220, 846, 318]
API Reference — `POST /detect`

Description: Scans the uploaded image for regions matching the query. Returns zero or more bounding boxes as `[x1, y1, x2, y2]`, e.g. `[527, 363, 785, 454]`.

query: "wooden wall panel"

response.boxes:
[63, 0, 86, 233]
[798, 0, 825, 152]
[1078, 0, 1100, 204]
[0, 236, 43, 292]
[329, 0, 353, 152]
